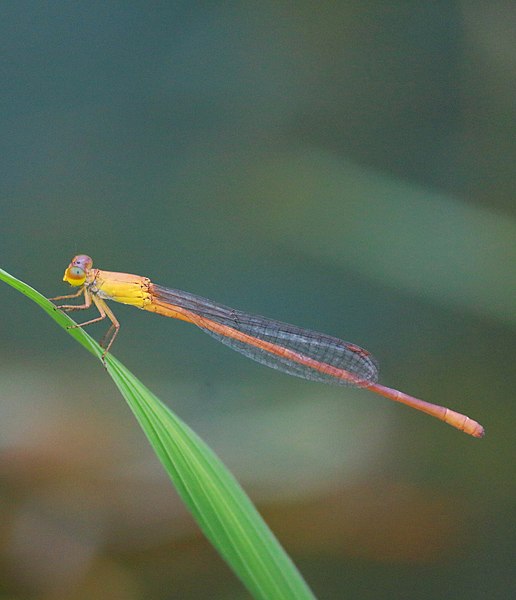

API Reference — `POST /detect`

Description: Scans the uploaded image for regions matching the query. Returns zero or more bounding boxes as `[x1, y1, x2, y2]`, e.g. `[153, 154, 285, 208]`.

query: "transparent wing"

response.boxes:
[150, 284, 379, 386]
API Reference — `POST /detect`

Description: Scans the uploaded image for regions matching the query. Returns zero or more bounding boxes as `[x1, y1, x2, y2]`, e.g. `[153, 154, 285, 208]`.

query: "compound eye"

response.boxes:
[70, 266, 84, 278]
[63, 265, 86, 286]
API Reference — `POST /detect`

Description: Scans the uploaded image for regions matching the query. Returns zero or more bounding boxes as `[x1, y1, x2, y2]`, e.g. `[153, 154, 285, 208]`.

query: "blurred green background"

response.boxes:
[1, 3, 515, 599]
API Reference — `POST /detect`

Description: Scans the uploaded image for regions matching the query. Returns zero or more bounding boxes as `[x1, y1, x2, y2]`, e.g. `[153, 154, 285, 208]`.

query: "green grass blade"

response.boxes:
[0, 267, 317, 600]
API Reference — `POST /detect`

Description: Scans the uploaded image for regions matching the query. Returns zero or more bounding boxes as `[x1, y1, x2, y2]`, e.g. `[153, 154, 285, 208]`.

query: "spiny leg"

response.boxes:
[91, 295, 120, 359]
[100, 323, 117, 349]
[53, 290, 120, 361]
[49, 287, 85, 302]
[66, 290, 107, 329]
[51, 287, 92, 312]
[66, 295, 115, 361]
[77, 294, 120, 362]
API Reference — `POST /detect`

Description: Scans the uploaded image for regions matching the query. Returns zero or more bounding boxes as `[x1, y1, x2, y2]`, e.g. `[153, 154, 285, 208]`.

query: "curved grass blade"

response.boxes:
[0, 267, 316, 600]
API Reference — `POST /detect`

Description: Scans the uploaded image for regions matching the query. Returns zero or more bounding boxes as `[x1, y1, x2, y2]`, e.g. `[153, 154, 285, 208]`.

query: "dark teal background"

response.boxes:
[1, 3, 514, 599]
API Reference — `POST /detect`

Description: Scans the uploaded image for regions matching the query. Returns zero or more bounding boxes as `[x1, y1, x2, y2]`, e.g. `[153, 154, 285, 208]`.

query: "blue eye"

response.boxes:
[71, 267, 84, 277]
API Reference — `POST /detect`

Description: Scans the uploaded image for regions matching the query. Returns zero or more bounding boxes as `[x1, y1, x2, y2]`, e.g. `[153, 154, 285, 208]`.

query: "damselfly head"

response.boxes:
[63, 254, 93, 286]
